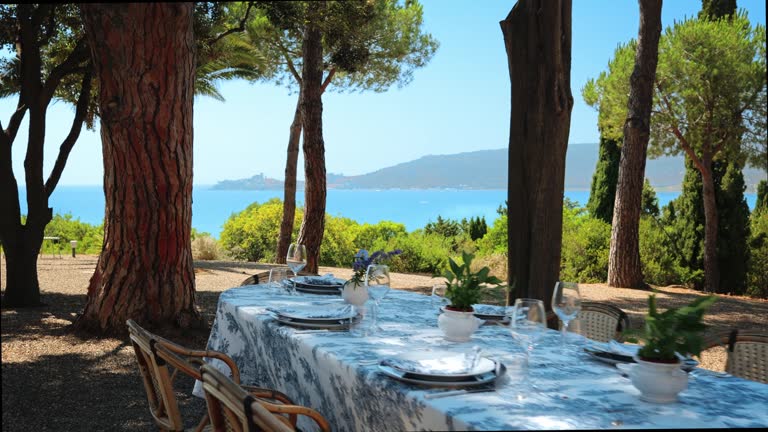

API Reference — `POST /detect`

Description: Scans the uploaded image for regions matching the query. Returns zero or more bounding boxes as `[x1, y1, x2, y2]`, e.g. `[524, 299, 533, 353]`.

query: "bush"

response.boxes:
[42, 213, 104, 254]
[560, 206, 611, 283]
[319, 215, 361, 267]
[747, 211, 768, 298]
[220, 199, 301, 262]
[477, 214, 507, 256]
[192, 233, 223, 260]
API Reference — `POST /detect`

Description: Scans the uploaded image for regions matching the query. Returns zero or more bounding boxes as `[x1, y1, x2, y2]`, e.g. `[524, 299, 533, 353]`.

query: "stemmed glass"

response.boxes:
[552, 281, 582, 350]
[508, 298, 547, 398]
[286, 243, 307, 295]
[365, 264, 390, 336]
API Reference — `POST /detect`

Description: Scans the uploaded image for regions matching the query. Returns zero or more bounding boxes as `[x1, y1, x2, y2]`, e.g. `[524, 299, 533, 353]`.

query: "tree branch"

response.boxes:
[4, 97, 28, 145]
[42, 37, 89, 106]
[273, 36, 302, 84]
[657, 83, 705, 172]
[320, 67, 336, 94]
[45, 68, 92, 197]
[210, 2, 254, 46]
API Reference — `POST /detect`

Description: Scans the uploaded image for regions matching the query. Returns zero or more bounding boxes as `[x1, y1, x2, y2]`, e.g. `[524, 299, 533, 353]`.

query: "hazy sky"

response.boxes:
[4, 0, 766, 186]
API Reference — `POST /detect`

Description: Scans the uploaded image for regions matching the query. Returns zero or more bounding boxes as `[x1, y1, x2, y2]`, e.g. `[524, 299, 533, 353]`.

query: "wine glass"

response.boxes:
[552, 281, 582, 350]
[268, 267, 289, 294]
[286, 243, 307, 295]
[508, 298, 547, 398]
[431, 283, 450, 312]
[365, 264, 390, 335]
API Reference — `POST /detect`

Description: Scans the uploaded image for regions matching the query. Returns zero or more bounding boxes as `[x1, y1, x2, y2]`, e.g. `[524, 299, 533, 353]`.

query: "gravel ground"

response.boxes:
[2, 254, 767, 431]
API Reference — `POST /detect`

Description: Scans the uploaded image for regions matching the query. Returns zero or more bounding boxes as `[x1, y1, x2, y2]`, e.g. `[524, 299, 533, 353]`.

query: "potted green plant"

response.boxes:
[628, 293, 717, 403]
[437, 252, 505, 341]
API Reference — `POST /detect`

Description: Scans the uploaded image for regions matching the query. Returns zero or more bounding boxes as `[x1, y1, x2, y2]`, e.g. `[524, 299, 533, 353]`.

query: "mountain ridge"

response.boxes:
[212, 145, 766, 192]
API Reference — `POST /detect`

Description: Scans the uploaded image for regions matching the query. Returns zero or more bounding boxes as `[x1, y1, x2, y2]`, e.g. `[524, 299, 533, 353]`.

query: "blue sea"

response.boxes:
[19, 186, 759, 238]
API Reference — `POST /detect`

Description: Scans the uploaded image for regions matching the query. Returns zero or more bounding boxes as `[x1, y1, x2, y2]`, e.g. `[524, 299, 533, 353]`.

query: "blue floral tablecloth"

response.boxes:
[192, 285, 768, 431]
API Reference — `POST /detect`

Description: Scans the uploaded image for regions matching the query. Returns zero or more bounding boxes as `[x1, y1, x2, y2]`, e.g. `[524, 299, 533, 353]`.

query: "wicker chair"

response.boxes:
[127, 320, 295, 431]
[573, 302, 631, 343]
[200, 364, 331, 432]
[704, 329, 768, 384]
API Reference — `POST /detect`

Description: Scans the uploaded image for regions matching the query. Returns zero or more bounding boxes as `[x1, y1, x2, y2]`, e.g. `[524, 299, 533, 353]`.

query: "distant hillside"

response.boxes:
[212, 145, 766, 192]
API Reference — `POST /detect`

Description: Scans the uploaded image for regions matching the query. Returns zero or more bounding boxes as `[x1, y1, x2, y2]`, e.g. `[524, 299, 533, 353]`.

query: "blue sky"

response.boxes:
[5, 0, 766, 186]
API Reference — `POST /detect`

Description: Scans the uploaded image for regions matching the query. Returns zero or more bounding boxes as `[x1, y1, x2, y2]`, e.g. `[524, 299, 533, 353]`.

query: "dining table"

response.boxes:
[192, 281, 768, 431]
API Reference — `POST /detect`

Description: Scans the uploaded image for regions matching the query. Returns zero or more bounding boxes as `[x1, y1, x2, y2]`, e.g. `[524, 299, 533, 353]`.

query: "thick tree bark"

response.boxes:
[501, 0, 573, 305]
[75, 3, 202, 334]
[700, 158, 720, 293]
[607, 0, 662, 289]
[296, 11, 326, 275]
[276, 93, 303, 264]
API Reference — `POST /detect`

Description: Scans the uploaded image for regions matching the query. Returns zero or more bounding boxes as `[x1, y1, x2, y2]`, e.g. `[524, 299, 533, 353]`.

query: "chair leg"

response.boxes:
[193, 413, 210, 432]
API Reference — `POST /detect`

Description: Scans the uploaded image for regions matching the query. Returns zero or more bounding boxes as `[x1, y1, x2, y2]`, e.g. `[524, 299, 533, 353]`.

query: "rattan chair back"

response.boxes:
[201, 364, 331, 432]
[575, 302, 630, 343]
[127, 319, 184, 431]
[726, 330, 768, 383]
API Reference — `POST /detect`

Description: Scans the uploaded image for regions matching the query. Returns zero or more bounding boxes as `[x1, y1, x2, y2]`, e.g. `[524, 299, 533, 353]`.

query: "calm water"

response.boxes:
[20, 186, 758, 238]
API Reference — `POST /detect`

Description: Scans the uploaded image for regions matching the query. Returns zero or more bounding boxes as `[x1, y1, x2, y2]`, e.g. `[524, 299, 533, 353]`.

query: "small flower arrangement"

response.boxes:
[350, 248, 403, 286]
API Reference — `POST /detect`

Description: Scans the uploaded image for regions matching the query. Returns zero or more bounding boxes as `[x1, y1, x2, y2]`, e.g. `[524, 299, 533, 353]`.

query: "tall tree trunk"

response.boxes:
[276, 92, 303, 264]
[501, 0, 573, 305]
[700, 158, 720, 293]
[1, 5, 49, 307]
[607, 0, 662, 289]
[296, 11, 326, 275]
[75, 3, 202, 334]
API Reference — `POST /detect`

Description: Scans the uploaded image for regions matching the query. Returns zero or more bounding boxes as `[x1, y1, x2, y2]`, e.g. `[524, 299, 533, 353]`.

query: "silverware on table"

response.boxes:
[424, 388, 496, 400]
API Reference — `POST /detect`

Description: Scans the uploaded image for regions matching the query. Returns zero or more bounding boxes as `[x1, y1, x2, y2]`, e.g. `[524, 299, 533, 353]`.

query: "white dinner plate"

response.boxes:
[378, 361, 505, 388]
[271, 305, 355, 322]
[275, 316, 357, 330]
[380, 353, 497, 380]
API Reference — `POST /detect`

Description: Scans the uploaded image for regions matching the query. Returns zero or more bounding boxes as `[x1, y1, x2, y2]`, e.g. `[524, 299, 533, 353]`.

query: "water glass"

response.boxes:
[268, 267, 289, 293]
[366, 264, 390, 335]
[552, 281, 582, 350]
[508, 298, 547, 397]
[431, 283, 450, 312]
[286, 243, 307, 295]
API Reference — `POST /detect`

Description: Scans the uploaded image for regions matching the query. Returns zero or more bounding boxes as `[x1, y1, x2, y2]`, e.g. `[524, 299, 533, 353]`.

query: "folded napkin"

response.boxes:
[472, 304, 507, 316]
[607, 340, 640, 357]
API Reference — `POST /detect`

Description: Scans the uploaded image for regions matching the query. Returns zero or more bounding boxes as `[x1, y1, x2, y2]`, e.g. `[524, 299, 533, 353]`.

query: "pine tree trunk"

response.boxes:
[296, 11, 326, 275]
[607, 0, 662, 289]
[276, 93, 303, 264]
[501, 0, 573, 305]
[700, 159, 720, 293]
[74, 3, 202, 334]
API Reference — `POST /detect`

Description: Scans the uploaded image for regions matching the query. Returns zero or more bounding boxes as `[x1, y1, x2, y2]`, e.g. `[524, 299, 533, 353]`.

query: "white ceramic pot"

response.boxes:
[629, 355, 688, 403]
[341, 280, 369, 307]
[437, 308, 484, 342]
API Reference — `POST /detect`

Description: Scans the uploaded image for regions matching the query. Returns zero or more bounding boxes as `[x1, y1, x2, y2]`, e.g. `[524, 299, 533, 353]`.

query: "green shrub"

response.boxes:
[477, 214, 507, 256]
[560, 206, 611, 283]
[42, 213, 104, 254]
[220, 199, 301, 262]
[747, 211, 768, 298]
[319, 215, 361, 267]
